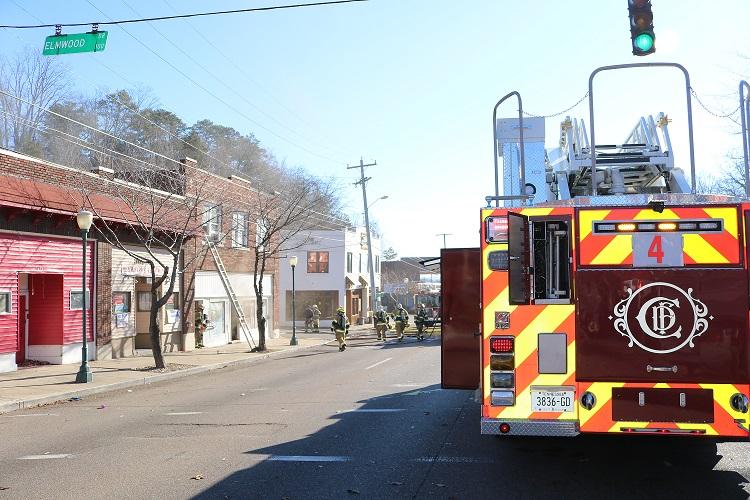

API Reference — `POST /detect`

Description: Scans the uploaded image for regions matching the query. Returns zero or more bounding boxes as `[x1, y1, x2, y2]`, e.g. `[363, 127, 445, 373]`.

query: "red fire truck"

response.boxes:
[441, 64, 750, 438]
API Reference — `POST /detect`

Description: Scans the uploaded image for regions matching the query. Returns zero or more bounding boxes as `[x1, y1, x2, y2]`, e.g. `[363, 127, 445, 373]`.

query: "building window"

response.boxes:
[165, 292, 179, 310]
[112, 292, 131, 313]
[70, 289, 91, 310]
[0, 291, 10, 314]
[137, 291, 152, 312]
[165, 292, 180, 324]
[256, 218, 268, 250]
[346, 252, 353, 273]
[307, 251, 329, 273]
[358, 254, 362, 273]
[375, 256, 380, 273]
[420, 273, 441, 284]
[232, 213, 248, 247]
[204, 204, 222, 235]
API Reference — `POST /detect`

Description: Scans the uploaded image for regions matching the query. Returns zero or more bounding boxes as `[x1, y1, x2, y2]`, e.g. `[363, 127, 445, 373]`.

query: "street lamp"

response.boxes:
[363, 195, 387, 320]
[289, 255, 298, 346]
[75, 209, 94, 383]
[368, 195, 388, 210]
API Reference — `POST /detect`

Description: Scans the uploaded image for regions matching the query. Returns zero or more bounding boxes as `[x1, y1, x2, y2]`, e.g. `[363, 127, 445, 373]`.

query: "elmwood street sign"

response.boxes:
[43, 31, 108, 56]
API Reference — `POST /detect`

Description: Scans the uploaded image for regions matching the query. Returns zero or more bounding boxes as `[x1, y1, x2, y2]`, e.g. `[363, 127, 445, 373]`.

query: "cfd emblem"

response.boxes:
[610, 282, 712, 354]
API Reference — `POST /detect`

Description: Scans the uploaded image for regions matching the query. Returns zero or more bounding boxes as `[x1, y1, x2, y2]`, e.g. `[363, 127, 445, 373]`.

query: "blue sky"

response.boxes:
[2, 0, 749, 257]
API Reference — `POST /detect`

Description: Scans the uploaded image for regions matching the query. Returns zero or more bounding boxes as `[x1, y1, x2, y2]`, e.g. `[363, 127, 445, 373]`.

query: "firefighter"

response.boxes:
[374, 306, 390, 341]
[303, 304, 314, 333]
[393, 303, 409, 342]
[415, 303, 429, 341]
[331, 306, 349, 351]
[311, 304, 321, 333]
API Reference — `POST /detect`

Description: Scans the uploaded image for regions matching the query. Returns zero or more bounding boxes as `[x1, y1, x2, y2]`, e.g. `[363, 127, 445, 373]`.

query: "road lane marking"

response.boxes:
[267, 455, 351, 462]
[414, 456, 495, 464]
[365, 357, 392, 370]
[2, 413, 59, 418]
[346, 408, 405, 413]
[18, 454, 72, 460]
[164, 412, 203, 416]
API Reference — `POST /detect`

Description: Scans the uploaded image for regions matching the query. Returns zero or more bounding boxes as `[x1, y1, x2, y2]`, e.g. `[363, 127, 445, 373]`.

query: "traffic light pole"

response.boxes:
[739, 80, 750, 198]
[588, 63, 696, 195]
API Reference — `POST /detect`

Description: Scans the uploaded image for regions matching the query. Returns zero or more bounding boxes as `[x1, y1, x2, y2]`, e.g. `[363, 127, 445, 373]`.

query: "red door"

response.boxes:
[16, 295, 26, 364]
[441, 248, 481, 389]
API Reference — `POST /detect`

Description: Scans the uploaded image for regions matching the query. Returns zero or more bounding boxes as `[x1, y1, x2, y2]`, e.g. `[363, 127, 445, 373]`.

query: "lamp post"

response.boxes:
[75, 209, 93, 383]
[289, 255, 298, 346]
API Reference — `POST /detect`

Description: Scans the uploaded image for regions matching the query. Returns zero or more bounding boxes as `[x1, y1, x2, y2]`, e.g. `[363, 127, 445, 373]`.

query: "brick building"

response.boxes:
[0, 148, 279, 372]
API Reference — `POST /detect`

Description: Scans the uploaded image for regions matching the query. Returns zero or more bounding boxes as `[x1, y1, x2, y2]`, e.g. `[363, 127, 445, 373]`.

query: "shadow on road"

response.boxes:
[191, 376, 749, 500]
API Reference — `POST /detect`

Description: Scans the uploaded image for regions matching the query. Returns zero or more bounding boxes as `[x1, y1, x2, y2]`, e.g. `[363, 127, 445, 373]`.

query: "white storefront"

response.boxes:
[194, 271, 274, 348]
[110, 246, 182, 357]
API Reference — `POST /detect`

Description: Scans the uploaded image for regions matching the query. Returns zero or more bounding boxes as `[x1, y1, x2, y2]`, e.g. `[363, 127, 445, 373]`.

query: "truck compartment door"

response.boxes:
[441, 247, 481, 389]
[508, 212, 530, 305]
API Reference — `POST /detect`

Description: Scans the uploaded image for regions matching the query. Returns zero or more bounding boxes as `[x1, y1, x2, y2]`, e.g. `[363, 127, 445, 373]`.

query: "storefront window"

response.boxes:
[137, 291, 152, 311]
[0, 291, 10, 314]
[70, 289, 91, 310]
[112, 292, 131, 313]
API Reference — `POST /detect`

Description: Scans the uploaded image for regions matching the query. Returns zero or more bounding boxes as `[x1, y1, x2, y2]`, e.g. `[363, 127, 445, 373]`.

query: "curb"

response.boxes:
[0, 332, 351, 415]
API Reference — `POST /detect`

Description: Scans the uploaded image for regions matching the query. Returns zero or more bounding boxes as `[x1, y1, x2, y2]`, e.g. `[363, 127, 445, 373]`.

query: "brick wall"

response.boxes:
[96, 241, 112, 346]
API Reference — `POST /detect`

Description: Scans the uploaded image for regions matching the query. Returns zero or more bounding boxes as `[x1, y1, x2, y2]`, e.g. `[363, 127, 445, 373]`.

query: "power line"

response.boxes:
[84, 0, 347, 166]
[0, 0, 368, 29]
[119, 0, 351, 161]
[0, 102, 348, 230]
[160, 0, 356, 159]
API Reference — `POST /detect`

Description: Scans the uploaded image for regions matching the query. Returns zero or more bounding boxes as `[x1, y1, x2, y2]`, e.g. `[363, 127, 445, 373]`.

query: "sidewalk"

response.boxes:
[0, 326, 364, 415]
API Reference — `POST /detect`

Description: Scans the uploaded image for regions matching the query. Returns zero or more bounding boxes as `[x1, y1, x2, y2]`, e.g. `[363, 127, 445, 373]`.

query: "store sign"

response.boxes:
[121, 262, 164, 277]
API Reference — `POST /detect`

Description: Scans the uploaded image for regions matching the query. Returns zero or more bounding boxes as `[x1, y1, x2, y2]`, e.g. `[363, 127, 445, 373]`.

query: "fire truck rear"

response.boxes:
[441, 66, 750, 438]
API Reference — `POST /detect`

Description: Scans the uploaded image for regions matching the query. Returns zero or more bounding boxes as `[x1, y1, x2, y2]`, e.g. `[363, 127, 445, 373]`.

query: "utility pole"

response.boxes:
[437, 233, 452, 249]
[348, 158, 378, 324]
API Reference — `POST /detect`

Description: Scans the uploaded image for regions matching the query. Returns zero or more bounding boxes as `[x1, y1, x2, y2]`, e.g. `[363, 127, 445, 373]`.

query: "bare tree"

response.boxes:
[83, 161, 214, 368]
[0, 48, 69, 155]
[250, 171, 340, 351]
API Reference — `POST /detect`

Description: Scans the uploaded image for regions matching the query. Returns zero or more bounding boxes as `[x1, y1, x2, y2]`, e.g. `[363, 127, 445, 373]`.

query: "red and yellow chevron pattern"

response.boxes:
[578, 382, 750, 436]
[578, 206, 741, 266]
[481, 207, 577, 422]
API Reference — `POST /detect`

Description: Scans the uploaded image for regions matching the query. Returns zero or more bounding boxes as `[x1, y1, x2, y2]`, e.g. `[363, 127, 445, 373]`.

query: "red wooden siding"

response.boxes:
[0, 233, 94, 353]
[0, 273, 18, 353]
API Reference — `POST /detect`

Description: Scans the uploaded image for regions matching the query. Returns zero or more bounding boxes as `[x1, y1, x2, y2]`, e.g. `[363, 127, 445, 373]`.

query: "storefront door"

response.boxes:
[203, 300, 228, 347]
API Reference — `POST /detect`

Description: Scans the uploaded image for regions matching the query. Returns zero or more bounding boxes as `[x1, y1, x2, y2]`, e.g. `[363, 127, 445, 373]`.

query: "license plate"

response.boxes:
[531, 389, 575, 412]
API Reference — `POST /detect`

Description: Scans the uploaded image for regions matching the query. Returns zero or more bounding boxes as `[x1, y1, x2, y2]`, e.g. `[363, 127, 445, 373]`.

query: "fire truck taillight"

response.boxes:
[491, 372, 514, 389]
[490, 354, 514, 370]
[616, 223, 636, 232]
[657, 222, 677, 231]
[486, 217, 509, 243]
[491, 391, 515, 407]
[731, 394, 749, 413]
[490, 336, 514, 353]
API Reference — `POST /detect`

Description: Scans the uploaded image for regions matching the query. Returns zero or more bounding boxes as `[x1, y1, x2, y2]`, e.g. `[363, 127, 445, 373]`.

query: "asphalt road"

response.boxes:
[1, 331, 749, 500]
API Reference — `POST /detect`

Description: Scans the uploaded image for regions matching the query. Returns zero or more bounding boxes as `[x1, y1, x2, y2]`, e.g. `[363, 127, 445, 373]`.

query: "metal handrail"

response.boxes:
[492, 91, 526, 207]
[588, 63, 696, 195]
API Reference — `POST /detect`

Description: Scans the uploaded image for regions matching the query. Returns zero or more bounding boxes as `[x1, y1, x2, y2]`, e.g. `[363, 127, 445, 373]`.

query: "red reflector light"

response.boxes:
[490, 336, 514, 353]
[499, 423, 511, 434]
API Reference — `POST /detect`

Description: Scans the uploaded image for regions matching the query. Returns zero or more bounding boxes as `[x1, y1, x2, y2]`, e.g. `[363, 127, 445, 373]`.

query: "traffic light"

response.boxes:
[628, 0, 655, 56]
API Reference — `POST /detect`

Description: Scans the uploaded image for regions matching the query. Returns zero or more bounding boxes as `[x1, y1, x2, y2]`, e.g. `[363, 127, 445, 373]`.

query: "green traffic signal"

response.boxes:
[633, 32, 654, 52]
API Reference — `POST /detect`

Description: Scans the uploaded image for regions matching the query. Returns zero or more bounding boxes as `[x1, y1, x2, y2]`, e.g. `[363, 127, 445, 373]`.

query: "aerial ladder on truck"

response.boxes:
[441, 62, 750, 439]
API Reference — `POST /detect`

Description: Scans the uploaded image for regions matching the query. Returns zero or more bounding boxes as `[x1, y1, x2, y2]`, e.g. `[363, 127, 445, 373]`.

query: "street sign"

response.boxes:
[42, 31, 108, 56]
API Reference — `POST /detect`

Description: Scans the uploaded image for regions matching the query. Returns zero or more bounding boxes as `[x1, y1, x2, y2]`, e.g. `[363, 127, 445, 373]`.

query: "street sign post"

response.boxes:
[42, 31, 108, 56]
